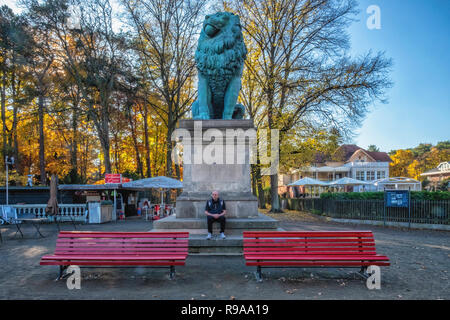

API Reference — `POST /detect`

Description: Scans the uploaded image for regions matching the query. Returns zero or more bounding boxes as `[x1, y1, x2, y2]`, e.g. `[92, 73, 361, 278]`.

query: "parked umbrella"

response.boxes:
[288, 177, 328, 187]
[327, 177, 370, 186]
[288, 177, 327, 199]
[46, 174, 59, 218]
[121, 176, 183, 189]
[327, 177, 369, 192]
[122, 176, 183, 216]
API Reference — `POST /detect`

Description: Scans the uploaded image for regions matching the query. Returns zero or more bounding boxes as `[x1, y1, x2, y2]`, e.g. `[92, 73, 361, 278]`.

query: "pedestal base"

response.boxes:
[175, 192, 258, 219]
[151, 213, 281, 254]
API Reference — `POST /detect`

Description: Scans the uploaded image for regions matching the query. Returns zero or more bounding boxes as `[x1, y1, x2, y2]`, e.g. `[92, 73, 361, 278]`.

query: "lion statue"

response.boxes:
[192, 12, 247, 120]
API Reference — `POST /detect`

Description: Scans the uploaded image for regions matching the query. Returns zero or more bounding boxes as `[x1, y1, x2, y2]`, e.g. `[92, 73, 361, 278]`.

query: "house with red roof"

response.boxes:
[279, 144, 393, 195]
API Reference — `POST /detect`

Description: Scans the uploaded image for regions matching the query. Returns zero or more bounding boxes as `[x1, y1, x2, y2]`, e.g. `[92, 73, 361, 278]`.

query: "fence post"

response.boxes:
[383, 187, 386, 227]
[408, 187, 411, 229]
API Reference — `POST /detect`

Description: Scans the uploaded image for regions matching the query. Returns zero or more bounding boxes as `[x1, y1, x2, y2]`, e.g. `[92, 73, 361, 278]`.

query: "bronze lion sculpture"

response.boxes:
[192, 12, 247, 119]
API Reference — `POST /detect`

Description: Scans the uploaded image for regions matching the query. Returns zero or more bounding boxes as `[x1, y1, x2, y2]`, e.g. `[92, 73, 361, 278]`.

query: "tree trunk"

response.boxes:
[255, 164, 266, 209]
[100, 111, 112, 174]
[69, 105, 79, 183]
[269, 173, 281, 212]
[165, 126, 174, 177]
[100, 132, 111, 174]
[143, 105, 152, 177]
[267, 88, 282, 212]
[1, 72, 7, 158]
[128, 109, 144, 178]
[251, 164, 257, 196]
[38, 94, 46, 185]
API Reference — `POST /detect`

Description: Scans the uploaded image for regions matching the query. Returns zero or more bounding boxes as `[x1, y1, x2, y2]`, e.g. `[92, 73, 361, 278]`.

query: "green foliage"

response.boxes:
[320, 191, 450, 200]
[320, 192, 384, 200]
[409, 143, 432, 157]
[411, 191, 450, 200]
[367, 145, 380, 152]
[435, 141, 450, 150]
[121, 170, 141, 181]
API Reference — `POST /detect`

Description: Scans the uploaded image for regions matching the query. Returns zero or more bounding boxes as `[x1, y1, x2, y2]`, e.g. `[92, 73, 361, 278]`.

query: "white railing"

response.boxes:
[11, 204, 87, 222]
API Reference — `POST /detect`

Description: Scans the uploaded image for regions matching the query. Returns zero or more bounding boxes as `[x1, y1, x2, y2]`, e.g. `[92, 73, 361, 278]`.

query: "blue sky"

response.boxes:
[348, 0, 450, 152]
[3, 0, 449, 153]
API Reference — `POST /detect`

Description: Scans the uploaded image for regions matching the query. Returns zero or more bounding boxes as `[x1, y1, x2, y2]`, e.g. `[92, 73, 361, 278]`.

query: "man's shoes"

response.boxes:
[206, 233, 212, 240]
[220, 232, 226, 239]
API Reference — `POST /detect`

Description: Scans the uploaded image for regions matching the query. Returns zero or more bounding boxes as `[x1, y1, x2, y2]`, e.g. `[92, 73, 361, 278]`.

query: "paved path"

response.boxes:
[0, 213, 448, 300]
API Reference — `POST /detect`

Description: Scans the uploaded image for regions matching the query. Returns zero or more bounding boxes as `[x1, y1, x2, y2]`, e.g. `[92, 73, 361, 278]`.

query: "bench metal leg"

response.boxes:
[169, 266, 175, 280]
[357, 266, 369, 280]
[56, 266, 69, 281]
[255, 266, 263, 282]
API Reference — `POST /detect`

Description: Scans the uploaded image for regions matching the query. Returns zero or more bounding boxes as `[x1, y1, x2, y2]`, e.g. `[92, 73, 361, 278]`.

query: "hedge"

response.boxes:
[320, 191, 450, 201]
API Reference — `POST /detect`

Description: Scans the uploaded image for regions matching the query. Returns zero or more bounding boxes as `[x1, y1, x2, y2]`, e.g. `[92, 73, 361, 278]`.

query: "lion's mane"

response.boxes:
[195, 13, 247, 86]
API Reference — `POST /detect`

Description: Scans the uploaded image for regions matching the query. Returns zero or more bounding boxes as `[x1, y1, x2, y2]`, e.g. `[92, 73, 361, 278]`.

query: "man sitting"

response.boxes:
[205, 191, 226, 240]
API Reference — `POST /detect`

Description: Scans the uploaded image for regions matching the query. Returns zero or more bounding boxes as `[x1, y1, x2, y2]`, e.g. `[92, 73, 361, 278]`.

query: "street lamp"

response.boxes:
[5, 156, 14, 205]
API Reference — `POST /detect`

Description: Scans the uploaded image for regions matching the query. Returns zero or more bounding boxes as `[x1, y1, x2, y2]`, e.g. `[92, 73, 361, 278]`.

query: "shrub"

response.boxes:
[320, 191, 450, 200]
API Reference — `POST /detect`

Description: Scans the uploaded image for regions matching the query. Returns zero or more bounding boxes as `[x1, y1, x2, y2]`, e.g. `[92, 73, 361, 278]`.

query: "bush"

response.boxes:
[320, 192, 384, 200]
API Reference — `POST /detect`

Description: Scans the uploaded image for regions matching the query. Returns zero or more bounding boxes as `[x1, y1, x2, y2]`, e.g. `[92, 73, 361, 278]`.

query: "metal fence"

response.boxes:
[281, 198, 450, 225]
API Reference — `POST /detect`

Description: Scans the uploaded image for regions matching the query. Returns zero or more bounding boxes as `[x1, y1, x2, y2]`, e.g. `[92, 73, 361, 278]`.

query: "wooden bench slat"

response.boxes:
[243, 231, 390, 281]
[244, 238, 375, 243]
[57, 232, 189, 238]
[244, 249, 376, 254]
[40, 261, 187, 266]
[246, 261, 391, 267]
[40, 231, 189, 279]
[54, 251, 188, 255]
[57, 241, 188, 248]
[244, 254, 389, 260]
[56, 239, 189, 242]
[54, 250, 188, 255]
[42, 254, 187, 260]
[243, 231, 375, 237]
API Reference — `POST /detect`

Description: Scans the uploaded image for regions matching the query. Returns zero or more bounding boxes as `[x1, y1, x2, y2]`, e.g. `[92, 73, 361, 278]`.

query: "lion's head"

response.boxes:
[195, 12, 247, 80]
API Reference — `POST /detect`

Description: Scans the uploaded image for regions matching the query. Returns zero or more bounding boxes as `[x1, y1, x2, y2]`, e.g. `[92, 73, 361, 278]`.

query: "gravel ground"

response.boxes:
[0, 212, 448, 300]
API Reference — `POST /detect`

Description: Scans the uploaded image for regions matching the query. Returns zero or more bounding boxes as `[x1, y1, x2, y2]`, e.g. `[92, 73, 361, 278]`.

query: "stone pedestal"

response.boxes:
[175, 119, 259, 219]
[153, 119, 278, 236]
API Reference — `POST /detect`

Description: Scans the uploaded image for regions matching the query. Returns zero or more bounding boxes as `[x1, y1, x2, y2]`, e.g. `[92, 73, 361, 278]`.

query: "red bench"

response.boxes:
[243, 231, 390, 282]
[40, 231, 189, 280]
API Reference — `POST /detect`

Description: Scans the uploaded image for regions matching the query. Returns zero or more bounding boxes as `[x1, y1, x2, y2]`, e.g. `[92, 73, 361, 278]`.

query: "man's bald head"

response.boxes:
[212, 190, 219, 200]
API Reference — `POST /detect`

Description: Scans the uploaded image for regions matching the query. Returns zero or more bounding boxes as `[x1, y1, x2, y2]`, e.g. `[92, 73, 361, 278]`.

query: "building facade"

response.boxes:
[279, 145, 392, 196]
[420, 162, 450, 191]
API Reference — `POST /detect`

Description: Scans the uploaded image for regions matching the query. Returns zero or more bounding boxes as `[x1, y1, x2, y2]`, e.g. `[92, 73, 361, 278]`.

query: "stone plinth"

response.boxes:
[153, 119, 278, 235]
[174, 119, 259, 219]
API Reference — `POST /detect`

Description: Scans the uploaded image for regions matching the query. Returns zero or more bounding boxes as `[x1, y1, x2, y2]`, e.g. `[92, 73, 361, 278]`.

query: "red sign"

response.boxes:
[105, 174, 122, 183]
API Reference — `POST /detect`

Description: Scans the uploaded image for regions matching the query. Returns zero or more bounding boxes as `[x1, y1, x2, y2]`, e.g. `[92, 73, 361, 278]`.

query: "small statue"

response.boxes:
[192, 12, 247, 120]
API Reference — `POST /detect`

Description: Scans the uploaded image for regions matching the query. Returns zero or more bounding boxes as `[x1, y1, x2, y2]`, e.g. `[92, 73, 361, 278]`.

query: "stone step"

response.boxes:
[151, 212, 280, 255]
[152, 213, 278, 230]
[150, 226, 284, 255]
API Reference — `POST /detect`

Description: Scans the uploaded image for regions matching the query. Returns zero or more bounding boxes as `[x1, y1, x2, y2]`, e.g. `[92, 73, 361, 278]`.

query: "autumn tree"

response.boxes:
[367, 145, 380, 152]
[225, 0, 392, 212]
[390, 149, 416, 177]
[0, 6, 33, 176]
[121, 0, 206, 178]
